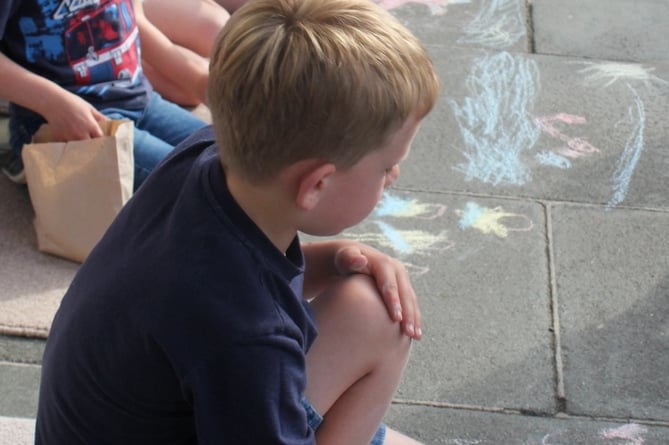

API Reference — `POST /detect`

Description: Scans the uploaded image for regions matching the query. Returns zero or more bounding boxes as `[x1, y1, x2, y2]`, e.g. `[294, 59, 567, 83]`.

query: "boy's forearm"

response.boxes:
[0, 53, 71, 117]
[301, 239, 350, 298]
[133, 0, 208, 103]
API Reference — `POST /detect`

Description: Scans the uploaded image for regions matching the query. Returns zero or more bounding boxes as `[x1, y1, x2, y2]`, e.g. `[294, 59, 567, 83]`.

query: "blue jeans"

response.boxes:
[9, 92, 206, 190]
[301, 398, 386, 445]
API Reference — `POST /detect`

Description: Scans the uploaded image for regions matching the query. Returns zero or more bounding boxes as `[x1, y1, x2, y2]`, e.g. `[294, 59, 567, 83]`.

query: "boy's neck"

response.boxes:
[225, 172, 298, 254]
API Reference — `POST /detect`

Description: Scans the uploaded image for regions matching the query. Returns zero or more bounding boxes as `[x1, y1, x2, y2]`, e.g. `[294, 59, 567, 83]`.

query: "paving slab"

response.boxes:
[380, 0, 529, 52]
[532, 0, 669, 63]
[385, 404, 669, 444]
[403, 45, 669, 210]
[339, 190, 556, 413]
[0, 362, 40, 418]
[0, 335, 45, 365]
[551, 204, 669, 421]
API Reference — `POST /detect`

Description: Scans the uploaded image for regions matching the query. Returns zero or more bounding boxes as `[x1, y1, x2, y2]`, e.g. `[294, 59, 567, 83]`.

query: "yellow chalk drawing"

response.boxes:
[456, 202, 533, 238]
[345, 222, 453, 257]
[576, 61, 668, 87]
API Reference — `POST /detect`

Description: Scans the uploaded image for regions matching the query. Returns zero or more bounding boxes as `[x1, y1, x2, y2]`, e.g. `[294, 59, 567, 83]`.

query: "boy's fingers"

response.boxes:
[396, 267, 422, 340]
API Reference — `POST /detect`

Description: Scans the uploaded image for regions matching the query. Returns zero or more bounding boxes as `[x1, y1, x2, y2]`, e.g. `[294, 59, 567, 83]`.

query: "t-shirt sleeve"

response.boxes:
[183, 335, 316, 445]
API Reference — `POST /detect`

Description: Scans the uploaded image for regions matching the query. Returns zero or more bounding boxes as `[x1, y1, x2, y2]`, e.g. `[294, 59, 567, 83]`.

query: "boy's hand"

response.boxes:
[43, 92, 107, 141]
[334, 243, 422, 340]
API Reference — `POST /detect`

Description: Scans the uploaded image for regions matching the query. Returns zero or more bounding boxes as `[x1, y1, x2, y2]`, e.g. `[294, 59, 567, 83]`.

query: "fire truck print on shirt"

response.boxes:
[21, 0, 142, 87]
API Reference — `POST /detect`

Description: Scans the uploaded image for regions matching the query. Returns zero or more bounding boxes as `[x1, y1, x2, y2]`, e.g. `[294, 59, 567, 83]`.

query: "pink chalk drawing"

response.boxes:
[373, 0, 456, 16]
[536, 113, 601, 159]
[600, 423, 648, 445]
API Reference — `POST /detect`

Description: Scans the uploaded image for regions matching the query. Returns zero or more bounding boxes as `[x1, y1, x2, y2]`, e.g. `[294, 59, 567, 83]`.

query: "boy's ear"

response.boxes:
[295, 162, 337, 210]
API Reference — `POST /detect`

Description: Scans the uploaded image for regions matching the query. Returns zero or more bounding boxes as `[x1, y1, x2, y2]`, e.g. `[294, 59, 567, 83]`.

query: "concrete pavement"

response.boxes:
[1, 0, 668, 443]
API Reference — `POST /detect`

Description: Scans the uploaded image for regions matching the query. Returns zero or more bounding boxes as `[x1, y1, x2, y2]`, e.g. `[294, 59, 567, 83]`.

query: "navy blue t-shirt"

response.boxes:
[0, 0, 151, 115]
[35, 126, 319, 444]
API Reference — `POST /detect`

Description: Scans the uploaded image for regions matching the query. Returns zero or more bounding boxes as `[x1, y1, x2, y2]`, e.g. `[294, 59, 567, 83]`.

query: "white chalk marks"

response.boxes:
[541, 423, 649, 445]
[458, 0, 525, 49]
[449, 52, 541, 186]
[374, 0, 468, 16]
[600, 423, 648, 445]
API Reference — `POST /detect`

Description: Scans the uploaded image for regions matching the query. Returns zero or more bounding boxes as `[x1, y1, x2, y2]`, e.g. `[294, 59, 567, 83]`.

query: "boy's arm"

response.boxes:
[302, 239, 422, 340]
[0, 53, 105, 140]
[132, 0, 209, 104]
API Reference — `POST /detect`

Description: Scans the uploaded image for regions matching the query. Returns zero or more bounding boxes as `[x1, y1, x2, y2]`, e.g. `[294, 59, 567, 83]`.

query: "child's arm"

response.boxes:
[132, 0, 209, 105]
[302, 239, 422, 340]
[0, 53, 106, 141]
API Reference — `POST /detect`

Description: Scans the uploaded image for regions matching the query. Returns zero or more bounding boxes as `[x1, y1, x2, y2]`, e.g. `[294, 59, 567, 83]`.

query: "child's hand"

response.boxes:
[334, 242, 422, 340]
[43, 91, 107, 141]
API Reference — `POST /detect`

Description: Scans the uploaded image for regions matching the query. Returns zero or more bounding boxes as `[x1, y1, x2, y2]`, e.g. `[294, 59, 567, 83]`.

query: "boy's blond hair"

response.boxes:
[208, 0, 440, 182]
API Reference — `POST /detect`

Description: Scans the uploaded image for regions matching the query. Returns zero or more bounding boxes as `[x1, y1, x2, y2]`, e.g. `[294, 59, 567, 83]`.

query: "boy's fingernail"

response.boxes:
[406, 323, 415, 336]
[394, 306, 403, 320]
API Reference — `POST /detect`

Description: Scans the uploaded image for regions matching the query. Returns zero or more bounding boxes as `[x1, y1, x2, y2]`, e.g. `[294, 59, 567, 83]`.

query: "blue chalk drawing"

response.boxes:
[535, 151, 572, 169]
[456, 201, 533, 238]
[458, 0, 525, 49]
[449, 52, 542, 186]
[457, 201, 484, 230]
[607, 85, 646, 208]
[373, 192, 446, 219]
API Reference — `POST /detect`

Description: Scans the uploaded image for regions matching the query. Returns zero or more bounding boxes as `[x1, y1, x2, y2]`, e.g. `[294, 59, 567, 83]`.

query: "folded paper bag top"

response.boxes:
[22, 120, 134, 263]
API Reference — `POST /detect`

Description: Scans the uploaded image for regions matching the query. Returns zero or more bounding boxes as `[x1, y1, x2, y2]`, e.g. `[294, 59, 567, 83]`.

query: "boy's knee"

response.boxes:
[328, 274, 408, 344]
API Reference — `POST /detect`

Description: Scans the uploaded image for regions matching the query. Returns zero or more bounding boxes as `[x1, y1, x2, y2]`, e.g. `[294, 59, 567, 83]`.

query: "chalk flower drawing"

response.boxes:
[541, 422, 649, 445]
[373, 0, 467, 15]
[456, 201, 533, 238]
[373, 192, 446, 219]
[343, 192, 453, 275]
[607, 85, 646, 208]
[576, 61, 669, 88]
[449, 52, 541, 186]
[458, 0, 525, 49]
[344, 223, 452, 257]
[600, 423, 648, 445]
[535, 113, 601, 168]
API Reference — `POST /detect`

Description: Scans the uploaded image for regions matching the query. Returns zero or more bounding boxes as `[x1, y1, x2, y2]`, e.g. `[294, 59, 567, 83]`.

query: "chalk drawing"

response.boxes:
[535, 113, 601, 160]
[344, 192, 453, 276]
[600, 423, 648, 445]
[540, 423, 649, 445]
[374, 0, 468, 15]
[437, 439, 482, 445]
[607, 85, 646, 208]
[535, 151, 571, 169]
[402, 261, 431, 277]
[375, 221, 453, 256]
[374, 192, 446, 220]
[458, 0, 525, 49]
[576, 61, 669, 88]
[456, 201, 533, 238]
[449, 52, 541, 186]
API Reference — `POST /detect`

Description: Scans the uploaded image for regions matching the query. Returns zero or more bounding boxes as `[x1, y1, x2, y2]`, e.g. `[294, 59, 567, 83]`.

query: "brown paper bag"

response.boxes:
[22, 120, 134, 262]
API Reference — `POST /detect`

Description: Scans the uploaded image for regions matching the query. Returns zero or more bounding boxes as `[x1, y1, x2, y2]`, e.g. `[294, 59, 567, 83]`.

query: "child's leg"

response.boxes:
[306, 274, 422, 445]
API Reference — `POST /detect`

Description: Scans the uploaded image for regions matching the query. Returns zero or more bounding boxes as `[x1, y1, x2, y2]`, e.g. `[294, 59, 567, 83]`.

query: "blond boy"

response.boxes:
[35, 0, 440, 443]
